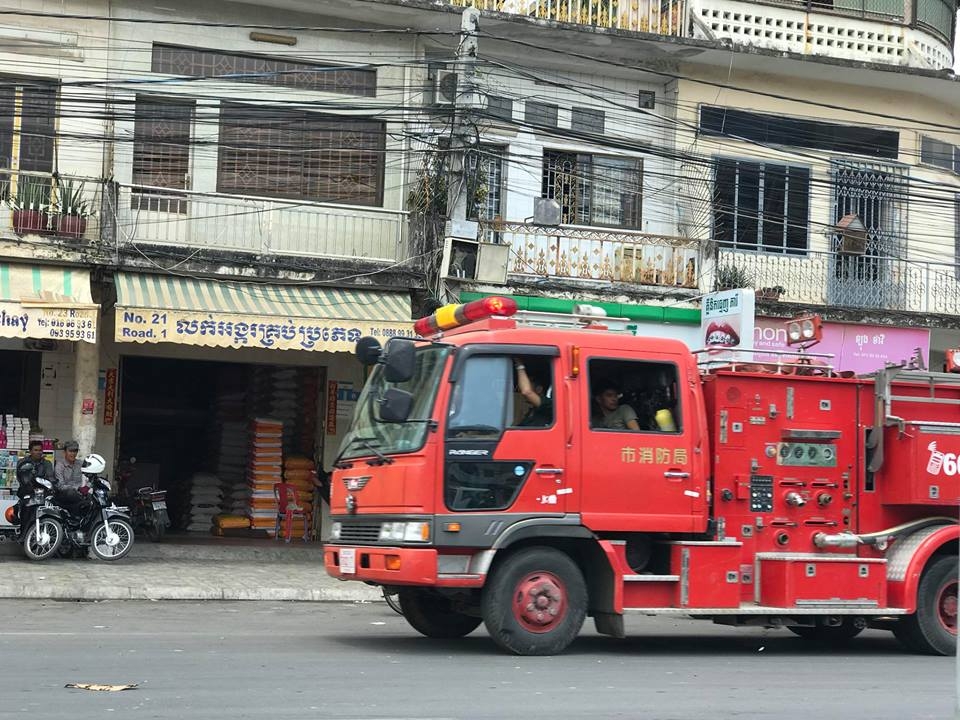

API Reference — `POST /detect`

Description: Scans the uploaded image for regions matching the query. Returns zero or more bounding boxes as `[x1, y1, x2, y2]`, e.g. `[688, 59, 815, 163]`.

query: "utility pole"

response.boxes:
[439, 7, 480, 305]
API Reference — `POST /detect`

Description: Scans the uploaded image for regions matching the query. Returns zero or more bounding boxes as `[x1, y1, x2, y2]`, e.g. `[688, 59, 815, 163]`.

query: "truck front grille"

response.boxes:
[339, 522, 382, 543]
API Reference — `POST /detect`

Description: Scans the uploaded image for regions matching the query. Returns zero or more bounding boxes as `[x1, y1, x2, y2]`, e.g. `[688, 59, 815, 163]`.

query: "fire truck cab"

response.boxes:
[324, 297, 959, 656]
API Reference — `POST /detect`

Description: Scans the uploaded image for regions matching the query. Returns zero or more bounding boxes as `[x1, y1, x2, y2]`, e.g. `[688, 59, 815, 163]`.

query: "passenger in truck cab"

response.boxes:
[592, 382, 641, 431]
[514, 359, 553, 427]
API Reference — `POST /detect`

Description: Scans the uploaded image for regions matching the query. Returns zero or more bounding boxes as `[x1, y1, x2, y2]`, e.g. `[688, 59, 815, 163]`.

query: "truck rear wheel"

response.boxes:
[893, 555, 957, 656]
[398, 589, 481, 639]
[482, 546, 586, 656]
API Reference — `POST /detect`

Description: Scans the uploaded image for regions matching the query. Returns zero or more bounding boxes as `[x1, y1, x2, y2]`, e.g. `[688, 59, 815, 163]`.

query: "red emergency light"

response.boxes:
[413, 296, 518, 337]
[945, 349, 960, 373]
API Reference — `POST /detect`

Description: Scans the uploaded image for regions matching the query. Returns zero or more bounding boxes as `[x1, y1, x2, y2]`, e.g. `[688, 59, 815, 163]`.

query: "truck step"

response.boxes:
[624, 574, 680, 582]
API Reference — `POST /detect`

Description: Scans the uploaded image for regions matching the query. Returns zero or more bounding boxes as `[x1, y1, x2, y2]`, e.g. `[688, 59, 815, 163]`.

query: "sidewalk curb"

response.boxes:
[0, 583, 383, 602]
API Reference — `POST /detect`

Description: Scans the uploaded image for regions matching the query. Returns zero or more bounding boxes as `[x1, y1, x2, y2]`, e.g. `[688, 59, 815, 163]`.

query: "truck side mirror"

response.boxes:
[355, 336, 382, 366]
[378, 388, 413, 423]
[384, 339, 416, 384]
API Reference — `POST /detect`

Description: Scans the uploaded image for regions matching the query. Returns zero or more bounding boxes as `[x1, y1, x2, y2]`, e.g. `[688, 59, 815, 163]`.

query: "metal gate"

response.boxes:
[829, 160, 908, 309]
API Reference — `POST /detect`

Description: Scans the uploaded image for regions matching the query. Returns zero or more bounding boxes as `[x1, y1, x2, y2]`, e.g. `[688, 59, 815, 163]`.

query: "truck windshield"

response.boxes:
[338, 344, 450, 460]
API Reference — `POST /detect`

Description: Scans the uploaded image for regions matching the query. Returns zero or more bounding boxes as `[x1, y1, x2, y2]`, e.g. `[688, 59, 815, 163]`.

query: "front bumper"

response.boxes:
[324, 544, 484, 588]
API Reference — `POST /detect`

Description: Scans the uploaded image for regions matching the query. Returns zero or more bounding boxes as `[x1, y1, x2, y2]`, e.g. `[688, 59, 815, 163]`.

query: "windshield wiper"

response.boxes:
[334, 435, 394, 467]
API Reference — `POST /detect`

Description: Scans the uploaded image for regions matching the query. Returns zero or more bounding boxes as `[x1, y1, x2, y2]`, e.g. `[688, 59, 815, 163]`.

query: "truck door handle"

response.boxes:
[664, 471, 690, 479]
[535, 468, 564, 476]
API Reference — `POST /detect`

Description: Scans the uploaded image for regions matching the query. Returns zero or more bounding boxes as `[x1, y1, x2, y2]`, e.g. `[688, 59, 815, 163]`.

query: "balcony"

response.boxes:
[718, 248, 960, 315]
[112, 184, 409, 263]
[0, 169, 102, 244]
[449, 0, 687, 36]
[486, 220, 700, 288]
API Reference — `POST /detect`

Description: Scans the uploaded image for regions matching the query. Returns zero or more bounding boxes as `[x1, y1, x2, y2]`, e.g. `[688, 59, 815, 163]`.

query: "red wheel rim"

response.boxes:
[937, 579, 958, 635]
[511, 571, 567, 633]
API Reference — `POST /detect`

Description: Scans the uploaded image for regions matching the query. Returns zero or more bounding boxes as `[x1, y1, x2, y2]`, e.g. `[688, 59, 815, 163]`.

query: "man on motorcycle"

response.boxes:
[54, 440, 87, 516]
[17, 441, 53, 485]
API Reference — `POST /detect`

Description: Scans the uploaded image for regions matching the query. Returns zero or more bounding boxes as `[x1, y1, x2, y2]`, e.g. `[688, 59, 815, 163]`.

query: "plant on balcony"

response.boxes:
[8, 176, 51, 235]
[52, 178, 94, 240]
[757, 285, 786, 301]
[714, 263, 754, 291]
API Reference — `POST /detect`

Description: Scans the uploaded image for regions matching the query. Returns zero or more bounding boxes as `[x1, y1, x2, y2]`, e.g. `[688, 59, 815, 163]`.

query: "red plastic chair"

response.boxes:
[273, 482, 308, 543]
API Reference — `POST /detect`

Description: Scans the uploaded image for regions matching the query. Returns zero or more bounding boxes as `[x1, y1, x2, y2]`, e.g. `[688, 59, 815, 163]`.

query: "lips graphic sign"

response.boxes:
[701, 289, 756, 356]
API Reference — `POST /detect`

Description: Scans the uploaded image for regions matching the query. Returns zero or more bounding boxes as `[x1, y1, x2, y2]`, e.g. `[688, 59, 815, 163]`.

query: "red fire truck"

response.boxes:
[324, 296, 959, 656]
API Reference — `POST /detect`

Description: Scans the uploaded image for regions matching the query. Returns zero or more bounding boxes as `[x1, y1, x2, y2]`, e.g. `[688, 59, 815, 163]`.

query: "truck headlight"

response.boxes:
[379, 521, 430, 543]
[329, 522, 342, 541]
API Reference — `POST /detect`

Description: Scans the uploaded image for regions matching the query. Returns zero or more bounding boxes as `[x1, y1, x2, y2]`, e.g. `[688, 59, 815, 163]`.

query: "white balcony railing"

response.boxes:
[114, 185, 409, 263]
[485, 221, 701, 288]
[449, 0, 687, 36]
[719, 248, 960, 315]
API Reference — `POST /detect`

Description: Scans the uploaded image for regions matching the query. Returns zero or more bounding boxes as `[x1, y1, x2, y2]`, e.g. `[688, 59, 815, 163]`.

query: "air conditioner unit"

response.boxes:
[432, 71, 458, 106]
[441, 236, 510, 284]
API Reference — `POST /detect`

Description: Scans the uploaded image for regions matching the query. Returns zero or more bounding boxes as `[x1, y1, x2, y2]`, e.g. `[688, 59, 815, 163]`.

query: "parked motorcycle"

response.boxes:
[56, 454, 136, 560]
[4, 462, 66, 561]
[118, 457, 169, 541]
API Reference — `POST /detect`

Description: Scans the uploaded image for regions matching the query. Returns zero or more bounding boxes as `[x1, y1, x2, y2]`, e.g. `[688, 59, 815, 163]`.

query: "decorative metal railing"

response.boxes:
[718, 248, 960, 315]
[486, 220, 701, 288]
[449, 0, 687, 36]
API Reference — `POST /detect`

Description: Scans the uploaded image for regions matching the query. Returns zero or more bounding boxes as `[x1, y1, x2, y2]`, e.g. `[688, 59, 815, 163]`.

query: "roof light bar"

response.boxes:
[413, 296, 518, 337]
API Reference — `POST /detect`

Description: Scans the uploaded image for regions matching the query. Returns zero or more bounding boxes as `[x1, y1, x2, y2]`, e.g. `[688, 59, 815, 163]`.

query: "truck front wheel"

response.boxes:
[893, 554, 957, 656]
[398, 588, 482, 639]
[482, 546, 587, 656]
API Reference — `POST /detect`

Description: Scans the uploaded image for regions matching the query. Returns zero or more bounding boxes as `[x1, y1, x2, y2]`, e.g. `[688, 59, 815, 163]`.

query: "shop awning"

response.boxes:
[114, 273, 413, 352]
[0, 264, 98, 343]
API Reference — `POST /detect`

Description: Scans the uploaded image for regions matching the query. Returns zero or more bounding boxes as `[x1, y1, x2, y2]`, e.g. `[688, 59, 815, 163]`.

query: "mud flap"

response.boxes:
[594, 612, 625, 638]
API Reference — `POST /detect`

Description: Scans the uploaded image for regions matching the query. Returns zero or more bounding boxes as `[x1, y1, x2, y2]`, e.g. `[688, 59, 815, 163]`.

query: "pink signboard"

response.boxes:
[753, 318, 930, 375]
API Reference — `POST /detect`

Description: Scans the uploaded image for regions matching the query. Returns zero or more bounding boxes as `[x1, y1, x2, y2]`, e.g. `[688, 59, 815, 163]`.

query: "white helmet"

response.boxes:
[82, 453, 106, 475]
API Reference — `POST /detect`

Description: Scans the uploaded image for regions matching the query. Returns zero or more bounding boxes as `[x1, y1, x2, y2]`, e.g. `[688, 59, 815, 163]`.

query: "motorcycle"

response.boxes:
[55, 454, 136, 561]
[118, 457, 169, 541]
[4, 464, 66, 561]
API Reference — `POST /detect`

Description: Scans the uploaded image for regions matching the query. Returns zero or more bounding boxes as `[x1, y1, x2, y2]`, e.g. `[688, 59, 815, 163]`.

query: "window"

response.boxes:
[916, 0, 954, 41]
[713, 159, 810, 254]
[217, 103, 385, 206]
[638, 90, 656, 110]
[486, 95, 513, 121]
[920, 135, 960, 173]
[0, 78, 56, 191]
[525, 101, 558, 128]
[699, 106, 899, 160]
[152, 44, 376, 97]
[542, 151, 642, 229]
[443, 353, 555, 511]
[467, 146, 506, 241]
[132, 96, 194, 213]
[571, 107, 605, 135]
[588, 359, 680, 433]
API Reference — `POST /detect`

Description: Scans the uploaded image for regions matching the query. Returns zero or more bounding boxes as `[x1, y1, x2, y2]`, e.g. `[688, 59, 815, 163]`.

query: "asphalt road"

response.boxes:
[0, 599, 952, 720]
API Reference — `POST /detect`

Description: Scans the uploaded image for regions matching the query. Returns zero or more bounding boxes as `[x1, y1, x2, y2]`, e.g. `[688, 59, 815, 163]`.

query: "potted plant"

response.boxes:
[52, 179, 94, 240]
[9, 176, 51, 235]
[714, 263, 754, 291]
[757, 285, 785, 301]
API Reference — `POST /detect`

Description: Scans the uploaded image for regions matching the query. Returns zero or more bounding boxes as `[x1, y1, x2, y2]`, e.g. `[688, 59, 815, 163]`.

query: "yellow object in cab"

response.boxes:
[655, 409, 677, 432]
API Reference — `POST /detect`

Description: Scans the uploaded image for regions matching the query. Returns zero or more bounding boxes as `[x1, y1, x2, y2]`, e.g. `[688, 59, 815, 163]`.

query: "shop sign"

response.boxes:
[700, 289, 756, 361]
[102, 369, 118, 426]
[81, 398, 95, 415]
[0, 302, 97, 343]
[336, 382, 358, 420]
[753, 318, 930, 374]
[115, 309, 414, 352]
[326, 381, 338, 435]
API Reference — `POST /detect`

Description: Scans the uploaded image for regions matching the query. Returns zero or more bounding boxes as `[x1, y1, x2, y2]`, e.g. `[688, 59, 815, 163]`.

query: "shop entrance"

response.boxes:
[117, 356, 323, 539]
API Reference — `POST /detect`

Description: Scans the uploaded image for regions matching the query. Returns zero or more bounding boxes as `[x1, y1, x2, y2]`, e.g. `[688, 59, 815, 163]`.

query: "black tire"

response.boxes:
[147, 516, 166, 542]
[398, 588, 481, 638]
[787, 618, 865, 644]
[23, 517, 63, 561]
[382, 587, 404, 616]
[481, 546, 587, 656]
[89, 519, 135, 561]
[893, 555, 957, 656]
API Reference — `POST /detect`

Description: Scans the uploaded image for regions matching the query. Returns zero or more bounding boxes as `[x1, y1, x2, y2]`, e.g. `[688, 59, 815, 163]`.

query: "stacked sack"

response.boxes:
[187, 472, 223, 532]
[247, 418, 283, 536]
[251, 368, 300, 455]
[282, 456, 316, 540]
